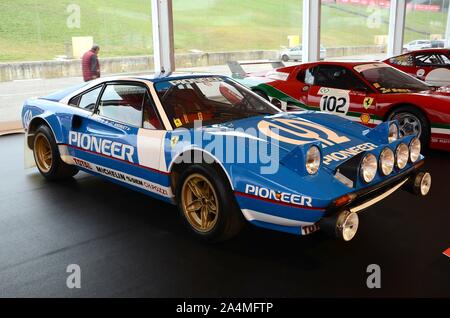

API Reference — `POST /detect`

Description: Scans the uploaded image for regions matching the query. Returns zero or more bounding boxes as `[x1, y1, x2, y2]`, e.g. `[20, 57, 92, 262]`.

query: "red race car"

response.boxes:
[231, 61, 450, 151]
[383, 49, 450, 87]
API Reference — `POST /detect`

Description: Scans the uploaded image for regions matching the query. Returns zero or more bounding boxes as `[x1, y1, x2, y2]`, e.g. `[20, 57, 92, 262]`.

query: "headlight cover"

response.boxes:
[409, 137, 421, 163]
[360, 153, 378, 183]
[306, 146, 321, 175]
[379, 147, 395, 176]
[396, 143, 409, 169]
[388, 123, 399, 143]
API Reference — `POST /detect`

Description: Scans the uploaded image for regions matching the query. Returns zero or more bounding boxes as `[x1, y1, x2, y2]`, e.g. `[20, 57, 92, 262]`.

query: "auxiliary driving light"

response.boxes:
[379, 147, 395, 176]
[395, 143, 409, 169]
[360, 153, 377, 183]
[409, 137, 421, 163]
[336, 210, 359, 242]
[388, 123, 399, 143]
[413, 172, 432, 196]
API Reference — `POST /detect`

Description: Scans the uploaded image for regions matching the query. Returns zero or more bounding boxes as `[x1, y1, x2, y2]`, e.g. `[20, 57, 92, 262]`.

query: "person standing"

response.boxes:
[81, 44, 101, 82]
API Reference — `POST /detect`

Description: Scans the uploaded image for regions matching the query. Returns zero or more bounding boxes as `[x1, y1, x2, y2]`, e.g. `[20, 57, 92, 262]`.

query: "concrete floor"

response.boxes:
[0, 133, 448, 297]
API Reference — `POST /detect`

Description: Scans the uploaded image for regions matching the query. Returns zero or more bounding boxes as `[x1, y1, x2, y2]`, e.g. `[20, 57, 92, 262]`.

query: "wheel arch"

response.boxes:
[168, 148, 234, 199]
[26, 116, 58, 150]
[383, 103, 431, 130]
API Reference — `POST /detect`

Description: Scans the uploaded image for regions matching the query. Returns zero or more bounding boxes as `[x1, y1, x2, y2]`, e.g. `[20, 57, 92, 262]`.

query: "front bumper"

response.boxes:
[325, 160, 427, 217]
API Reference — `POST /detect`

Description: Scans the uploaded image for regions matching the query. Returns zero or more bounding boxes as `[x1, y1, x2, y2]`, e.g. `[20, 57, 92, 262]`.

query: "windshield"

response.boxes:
[154, 76, 279, 128]
[355, 64, 431, 93]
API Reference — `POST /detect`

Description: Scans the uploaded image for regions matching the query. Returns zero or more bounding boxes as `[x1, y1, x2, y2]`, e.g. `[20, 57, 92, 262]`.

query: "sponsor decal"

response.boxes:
[72, 157, 171, 197]
[416, 69, 425, 77]
[379, 88, 411, 94]
[318, 87, 350, 115]
[301, 223, 320, 235]
[68, 131, 135, 163]
[373, 83, 381, 88]
[245, 184, 313, 207]
[258, 118, 350, 148]
[363, 97, 374, 109]
[170, 135, 180, 148]
[360, 113, 371, 124]
[23, 110, 33, 130]
[173, 118, 183, 127]
[322, 142, 377, 165]
[96, 117, 130, 131]
[169, 77, 223, 86]
[354, 63, 387, 73]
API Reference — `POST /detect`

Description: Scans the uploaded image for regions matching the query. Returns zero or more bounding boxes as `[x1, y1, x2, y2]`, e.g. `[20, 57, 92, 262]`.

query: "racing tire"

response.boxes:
[387, 106, 430, 150]
[253, 90, 269, 101]
[281, 55, 289, 62]
[176, 164, 245, 242]
[33, 125, 79, 181]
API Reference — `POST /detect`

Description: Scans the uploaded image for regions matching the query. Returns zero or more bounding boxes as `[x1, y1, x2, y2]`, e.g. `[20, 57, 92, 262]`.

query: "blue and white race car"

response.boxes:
[22, 74, 431, 242]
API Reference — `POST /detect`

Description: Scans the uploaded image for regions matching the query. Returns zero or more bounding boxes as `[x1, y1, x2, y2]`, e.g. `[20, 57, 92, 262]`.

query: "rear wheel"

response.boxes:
[388, 106, 430, 149]
[33, 125, 78, 180]
[176, 164, 244, 242]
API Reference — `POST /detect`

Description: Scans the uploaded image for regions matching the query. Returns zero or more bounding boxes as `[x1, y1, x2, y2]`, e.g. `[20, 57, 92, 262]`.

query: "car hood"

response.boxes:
[200, 112, 381, 171]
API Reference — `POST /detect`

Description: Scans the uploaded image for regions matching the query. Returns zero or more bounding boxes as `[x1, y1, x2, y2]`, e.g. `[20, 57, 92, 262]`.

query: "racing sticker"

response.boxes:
[363, 97, 374, 110]
[318, 87, 350, 115]
[416, 69, 425, 77]
[258, 118, 350, 148]
[360, 113, 371, 124]
[72, 157, 173, 198]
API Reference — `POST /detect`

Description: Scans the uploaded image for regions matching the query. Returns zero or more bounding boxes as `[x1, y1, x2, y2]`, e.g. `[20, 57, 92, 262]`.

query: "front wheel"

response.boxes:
[176, 164, 245, 242]
[388, 106, 430, 149]
[281, 55, 289, 62]
[33, 125, 78, 180]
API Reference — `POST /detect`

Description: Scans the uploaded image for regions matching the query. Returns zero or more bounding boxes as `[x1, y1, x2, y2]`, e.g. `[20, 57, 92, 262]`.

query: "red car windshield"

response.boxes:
[154, 76, 279, 128]
[355, 65, 431, 93]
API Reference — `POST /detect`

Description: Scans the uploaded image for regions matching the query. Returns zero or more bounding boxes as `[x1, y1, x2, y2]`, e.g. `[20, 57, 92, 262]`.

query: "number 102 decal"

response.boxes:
[318, 87, 350, 115]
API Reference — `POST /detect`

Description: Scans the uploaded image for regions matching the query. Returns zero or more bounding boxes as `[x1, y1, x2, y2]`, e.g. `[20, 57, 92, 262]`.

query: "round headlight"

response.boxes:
[396, 143, 409, 169]
[306, 146, 321, 175]
[388, 123, 399, 143]
[379, 147, 395, 176]
[360, 153, 377, 183]
[409, 137, 421, 163]
[336, 210, 359, 242]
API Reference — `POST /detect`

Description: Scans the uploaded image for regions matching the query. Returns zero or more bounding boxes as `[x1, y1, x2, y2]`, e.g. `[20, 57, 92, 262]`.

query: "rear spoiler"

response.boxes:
[227, 60, 285, 78]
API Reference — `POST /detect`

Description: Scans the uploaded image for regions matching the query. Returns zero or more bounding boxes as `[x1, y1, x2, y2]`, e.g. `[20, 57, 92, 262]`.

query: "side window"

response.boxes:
[77, 86, 102, 110]
[304, 67, 315, 85]
[389, 54, 413, 66]
[97, 84, 146, 127]
[143, 92, 163, 130]
[313, 65, 367, 90]
[296, 69, 306, 82]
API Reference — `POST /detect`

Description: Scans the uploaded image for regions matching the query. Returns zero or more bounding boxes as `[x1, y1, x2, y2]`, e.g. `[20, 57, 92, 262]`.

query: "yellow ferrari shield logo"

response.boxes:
[363, 97, 374, 109]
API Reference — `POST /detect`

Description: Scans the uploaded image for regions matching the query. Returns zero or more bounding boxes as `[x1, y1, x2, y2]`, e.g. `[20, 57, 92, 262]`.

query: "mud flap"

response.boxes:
[24, 135, 36, 169]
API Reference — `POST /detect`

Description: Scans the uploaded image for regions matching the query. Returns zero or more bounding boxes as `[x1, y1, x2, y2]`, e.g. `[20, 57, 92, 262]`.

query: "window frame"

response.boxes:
[92, 81, 164, 130]
[309, 64, 371, 92]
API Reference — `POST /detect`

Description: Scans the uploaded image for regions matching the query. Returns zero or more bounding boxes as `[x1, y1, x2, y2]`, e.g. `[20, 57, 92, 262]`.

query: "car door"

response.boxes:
[68, 81, 171, 199]
[302, 64, 378, 125]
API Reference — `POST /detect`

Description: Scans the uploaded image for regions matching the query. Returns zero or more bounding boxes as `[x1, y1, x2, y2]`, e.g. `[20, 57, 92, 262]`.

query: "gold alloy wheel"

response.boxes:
[181, 173, 219, 233]
[34, 133, 53, 173]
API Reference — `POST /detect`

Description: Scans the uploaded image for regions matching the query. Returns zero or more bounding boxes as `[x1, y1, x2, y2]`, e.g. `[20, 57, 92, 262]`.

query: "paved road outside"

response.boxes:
[0, 53, 386, 127]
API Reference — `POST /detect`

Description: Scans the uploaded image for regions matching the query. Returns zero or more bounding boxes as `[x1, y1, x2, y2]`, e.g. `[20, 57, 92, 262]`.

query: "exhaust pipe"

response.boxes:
[320, 210, 359, 242]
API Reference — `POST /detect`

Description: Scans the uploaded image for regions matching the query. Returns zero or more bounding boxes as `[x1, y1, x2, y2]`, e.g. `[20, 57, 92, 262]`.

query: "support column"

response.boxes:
[387, 0, 406, 56]
[151, 0, 175, 77]
[302, 0, 321, 63]
[446, 3, 450, 47]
